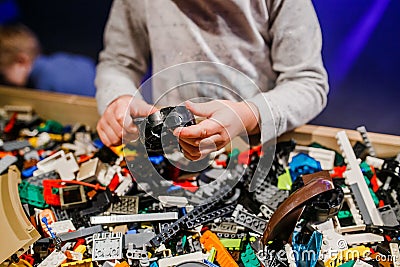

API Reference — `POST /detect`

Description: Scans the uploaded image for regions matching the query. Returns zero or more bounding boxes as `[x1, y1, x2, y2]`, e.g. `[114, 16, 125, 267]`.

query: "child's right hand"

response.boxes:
[96, 95, 158, 146]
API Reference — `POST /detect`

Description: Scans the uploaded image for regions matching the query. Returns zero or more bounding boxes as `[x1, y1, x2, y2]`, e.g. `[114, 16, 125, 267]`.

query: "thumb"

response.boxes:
[130, 100, 159, 118]
[185, 101, 216, 118]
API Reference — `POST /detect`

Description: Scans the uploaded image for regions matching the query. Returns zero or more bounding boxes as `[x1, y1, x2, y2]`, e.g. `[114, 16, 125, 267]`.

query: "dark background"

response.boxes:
[1, 0, 399, 135]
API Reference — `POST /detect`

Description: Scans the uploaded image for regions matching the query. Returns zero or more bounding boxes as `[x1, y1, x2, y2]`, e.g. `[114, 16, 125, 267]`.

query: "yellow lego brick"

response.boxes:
[325, 246, 370, 267]
[74, 245, 86, 254]
[61, 258, 92, 267]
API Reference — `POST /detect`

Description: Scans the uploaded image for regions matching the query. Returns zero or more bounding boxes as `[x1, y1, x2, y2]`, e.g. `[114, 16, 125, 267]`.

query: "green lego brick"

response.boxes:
[18, 180, 48, 208]
[241, 243, 260, 267]
[277, 168, 292, 190]
[363, 175, 371, 186]
[181, 235, 187, 250]
[338, 210, 352, 219]
[220, 238, 243, 251]
[360, 162, 373, 178]
[310, 142, 344, 166]
[229, 148, 240, 158]
[338, 260, 355, 267]
[38, 120, 64, 134]
[207, 247, 216, 262]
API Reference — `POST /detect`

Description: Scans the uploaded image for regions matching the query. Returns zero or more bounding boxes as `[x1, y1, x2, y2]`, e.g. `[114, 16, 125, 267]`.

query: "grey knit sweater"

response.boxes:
[95, 0, 329, 142]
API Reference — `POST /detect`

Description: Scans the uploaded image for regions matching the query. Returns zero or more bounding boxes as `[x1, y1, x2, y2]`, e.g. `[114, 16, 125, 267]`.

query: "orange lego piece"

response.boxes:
[200, 231, 239, 267]
[114, 262, 130, 267]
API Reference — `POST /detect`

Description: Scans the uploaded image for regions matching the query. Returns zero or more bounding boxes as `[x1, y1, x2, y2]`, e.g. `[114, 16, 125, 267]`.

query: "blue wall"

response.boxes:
[311, 0, 400, 135]
[2, 0, 399, 135]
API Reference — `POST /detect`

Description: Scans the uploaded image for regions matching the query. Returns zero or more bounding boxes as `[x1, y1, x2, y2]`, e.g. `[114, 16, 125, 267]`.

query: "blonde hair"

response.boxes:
[0, 24, 41, 71]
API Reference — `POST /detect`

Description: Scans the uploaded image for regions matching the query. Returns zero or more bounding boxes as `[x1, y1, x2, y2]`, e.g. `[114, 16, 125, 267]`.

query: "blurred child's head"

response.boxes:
[0, 24, 40, 86]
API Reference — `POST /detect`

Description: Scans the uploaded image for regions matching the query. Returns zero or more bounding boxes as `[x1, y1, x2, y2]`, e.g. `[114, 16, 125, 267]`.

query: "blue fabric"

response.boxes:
[29, 53, 96, 96]
[0, 0, 19, 23]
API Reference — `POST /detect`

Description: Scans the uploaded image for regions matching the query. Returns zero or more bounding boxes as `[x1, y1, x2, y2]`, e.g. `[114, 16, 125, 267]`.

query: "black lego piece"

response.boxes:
[184, 203, 236, 229]
[80, 188, 117, 217]
[352, 141, 368, 159]
[303, 185, 344, 222]
[379, 159, 400, 191]
[139, 106, 195, 153]
[94, 145, 119, 165]
[150, 185, 231, 247]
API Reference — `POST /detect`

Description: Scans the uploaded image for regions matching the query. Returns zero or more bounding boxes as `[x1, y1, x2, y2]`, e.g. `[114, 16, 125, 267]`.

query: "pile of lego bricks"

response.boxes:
[0, 106, 399, 267]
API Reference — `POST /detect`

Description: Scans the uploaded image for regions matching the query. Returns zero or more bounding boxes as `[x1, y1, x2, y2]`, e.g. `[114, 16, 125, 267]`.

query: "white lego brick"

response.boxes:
[24, 150, 40, 161]
[97, 165, 108, 184]
[33, 169, 45, 176]
[334, 194, 365, 234]
[73, 132, 97, 156]
[36, 132, 52, 147]
[37, 150, 64, 170]
[353, 260, 373, 267]
[102, 261, 117, 267]
[97, 166, 116, 186]
[344, 233, 383, 246]
[334, 217, 366, 234]
[158, 196, 188, 208]
[126, 245, 148, 265]
[61, 143, 79, 151]
[20, 128, 39, 137]
[390, 243, 400, 267]
[112, 155, 122, 167]
[57, 153, 79, 180]
[259, 205, 274, 221]
[38, 250, 67, 267]
[37, 151, 78, 180]
[284, 244, 297, 267]
[336, 131, 383, 226]
[50, 220, 76, 235]
[92, 233, 123, 261]
[158, 251, 208, 267]
[4, 105, 33, 121]
[4, 105, 32, 113]
[90, 212, 179, 224]
[116, 170, 125, 183]
[61, 242, 73, 252]
[114, 177, 133, 196]
[313, 219, 348, 262]
[77, 157, 101, 181]
[365, 156, 384, 170]
[65, 250, 83, 261]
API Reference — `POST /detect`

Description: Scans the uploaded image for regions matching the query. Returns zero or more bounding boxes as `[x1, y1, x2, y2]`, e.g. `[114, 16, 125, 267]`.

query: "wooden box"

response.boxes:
[1, 85, 399, 158]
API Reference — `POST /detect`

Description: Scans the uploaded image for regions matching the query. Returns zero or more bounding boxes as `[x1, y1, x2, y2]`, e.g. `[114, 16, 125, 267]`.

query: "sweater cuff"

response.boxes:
[95, 70, 143, 115]
[247, 93, 283, 143]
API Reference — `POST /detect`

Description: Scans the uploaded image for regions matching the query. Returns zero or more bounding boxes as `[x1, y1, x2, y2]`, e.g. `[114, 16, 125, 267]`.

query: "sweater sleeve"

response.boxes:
[95, 0, 150, 115]
[248, 0, 329, 143]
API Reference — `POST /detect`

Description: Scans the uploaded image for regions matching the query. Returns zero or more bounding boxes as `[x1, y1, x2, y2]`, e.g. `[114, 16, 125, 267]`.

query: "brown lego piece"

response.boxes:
[262, 171, 334, 244]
